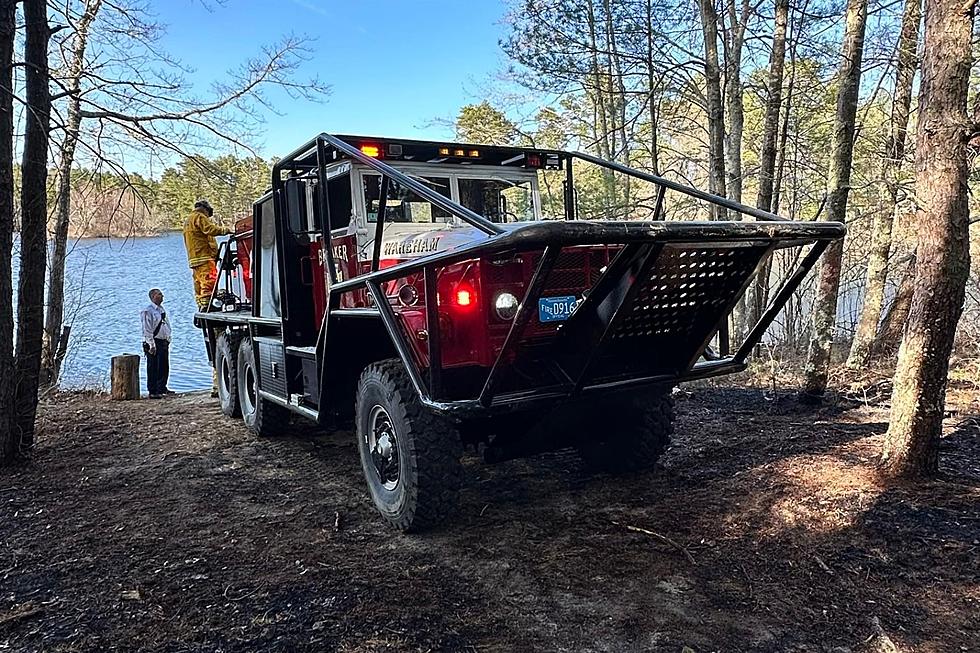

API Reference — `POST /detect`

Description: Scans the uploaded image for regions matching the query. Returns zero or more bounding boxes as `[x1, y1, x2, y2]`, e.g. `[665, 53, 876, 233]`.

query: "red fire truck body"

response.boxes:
[195, 133, 844, 531]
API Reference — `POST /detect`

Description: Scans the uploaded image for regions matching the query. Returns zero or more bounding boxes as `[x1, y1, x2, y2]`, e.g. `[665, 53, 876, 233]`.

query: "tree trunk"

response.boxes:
[721, 0, 749, 337]
[111, 354, 141, 400]
[747, 0, 789, 332]
[13, 0, 52, 446]
[723, 0, 749, 206]
[41, 0, 103, 389]
[759, 18, 798, 344]
[698, 0, 728, 218]
[648, 91, 660, 177]
[756, 0, 789, 215]
[881, 0, 973, 477]
[645, 0, 661, 177]
[800, 0, 868, 402]
[772, 21, 797, 217]
[0, 0, 17, 465]
[875, 253, 915, 354]
[603, 0, 631, 211]
[847, 0, 921, 368]
[586, 0, 615, 209]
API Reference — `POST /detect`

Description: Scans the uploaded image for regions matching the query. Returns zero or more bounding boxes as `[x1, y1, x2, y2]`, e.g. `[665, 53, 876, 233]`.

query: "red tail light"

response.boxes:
[454, 283, 475, 308]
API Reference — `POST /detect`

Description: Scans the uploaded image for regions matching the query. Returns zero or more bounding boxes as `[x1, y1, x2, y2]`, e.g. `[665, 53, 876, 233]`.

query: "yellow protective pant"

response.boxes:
[191, 262, 219, 392]
[192, 262, 218, 311]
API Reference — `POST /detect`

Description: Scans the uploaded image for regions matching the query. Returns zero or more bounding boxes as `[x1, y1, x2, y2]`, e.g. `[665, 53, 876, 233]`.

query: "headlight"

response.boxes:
[398, 284, 419, 306]
[494, 291, 519, 320]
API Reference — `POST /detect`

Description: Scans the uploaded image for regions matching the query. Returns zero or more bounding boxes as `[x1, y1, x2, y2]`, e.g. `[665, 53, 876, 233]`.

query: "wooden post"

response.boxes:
[111, 354, 140, 400]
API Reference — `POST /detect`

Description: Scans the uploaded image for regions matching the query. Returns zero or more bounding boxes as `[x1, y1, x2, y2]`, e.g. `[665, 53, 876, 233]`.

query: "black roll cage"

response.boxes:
[269, 133, 798, 287]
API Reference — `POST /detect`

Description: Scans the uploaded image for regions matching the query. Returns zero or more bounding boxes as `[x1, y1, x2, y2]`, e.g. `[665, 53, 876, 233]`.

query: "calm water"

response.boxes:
[56, 232, 213, 392]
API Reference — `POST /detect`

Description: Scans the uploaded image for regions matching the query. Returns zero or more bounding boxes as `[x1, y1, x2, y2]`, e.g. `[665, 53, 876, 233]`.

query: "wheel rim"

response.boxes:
[242, 362, 256, 416]
[220, 355, 232, 398]
[367, 405, 399, 491]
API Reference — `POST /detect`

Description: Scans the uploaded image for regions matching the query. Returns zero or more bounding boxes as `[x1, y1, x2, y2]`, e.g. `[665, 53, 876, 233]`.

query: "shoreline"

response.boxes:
[65, 228, 181, 241]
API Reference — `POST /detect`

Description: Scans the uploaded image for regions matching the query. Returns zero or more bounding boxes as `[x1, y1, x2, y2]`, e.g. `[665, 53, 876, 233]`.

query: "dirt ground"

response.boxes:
[1, 374, 978, 652]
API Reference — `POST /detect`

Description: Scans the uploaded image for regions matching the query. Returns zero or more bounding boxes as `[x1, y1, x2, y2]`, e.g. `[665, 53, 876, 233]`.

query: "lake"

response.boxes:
[56, 232, 213, 392]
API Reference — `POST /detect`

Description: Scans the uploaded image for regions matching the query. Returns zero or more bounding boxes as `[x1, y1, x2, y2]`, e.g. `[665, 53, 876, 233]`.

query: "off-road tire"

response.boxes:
[215, 332, 242, 417]
[577, 390, 674, 473]
[237, 336, 290, 437]
[355, 359, 463, 532]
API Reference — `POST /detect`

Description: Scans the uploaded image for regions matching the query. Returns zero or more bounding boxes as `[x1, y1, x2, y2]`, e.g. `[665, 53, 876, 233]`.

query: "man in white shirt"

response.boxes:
[141, 288, 173, 399]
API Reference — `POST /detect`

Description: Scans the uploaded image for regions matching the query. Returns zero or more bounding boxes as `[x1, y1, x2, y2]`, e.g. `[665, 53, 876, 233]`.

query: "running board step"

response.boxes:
[285, 345, 317, 359]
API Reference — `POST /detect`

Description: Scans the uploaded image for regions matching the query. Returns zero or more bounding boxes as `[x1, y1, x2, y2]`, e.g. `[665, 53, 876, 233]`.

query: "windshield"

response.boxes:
[363, 174, 452, 224]
[458, 177, 535, 223]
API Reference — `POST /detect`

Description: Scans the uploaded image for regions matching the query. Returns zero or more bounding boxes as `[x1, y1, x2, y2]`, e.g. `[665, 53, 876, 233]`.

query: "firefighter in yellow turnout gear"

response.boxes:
[183, 200, 231, 396]
[183, 200, 231, 310]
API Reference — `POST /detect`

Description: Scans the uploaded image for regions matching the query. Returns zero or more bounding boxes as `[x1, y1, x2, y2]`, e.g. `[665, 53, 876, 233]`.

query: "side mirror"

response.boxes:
[284, 178, 307, 233]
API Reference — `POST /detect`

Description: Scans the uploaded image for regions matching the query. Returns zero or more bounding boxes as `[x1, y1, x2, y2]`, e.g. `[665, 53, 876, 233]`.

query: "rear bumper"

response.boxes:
[426, 358, 746, 419]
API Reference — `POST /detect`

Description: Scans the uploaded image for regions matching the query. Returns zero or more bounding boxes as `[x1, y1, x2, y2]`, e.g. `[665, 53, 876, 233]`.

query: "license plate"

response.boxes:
[538, 295, 579, 323]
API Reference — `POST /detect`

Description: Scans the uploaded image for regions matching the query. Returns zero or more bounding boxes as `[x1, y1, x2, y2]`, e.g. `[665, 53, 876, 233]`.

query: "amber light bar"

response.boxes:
[438, 146, 480, 158]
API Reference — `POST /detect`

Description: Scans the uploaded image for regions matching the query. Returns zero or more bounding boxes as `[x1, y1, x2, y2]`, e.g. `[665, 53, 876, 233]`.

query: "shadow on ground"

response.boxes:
[0, 385, 977, 652]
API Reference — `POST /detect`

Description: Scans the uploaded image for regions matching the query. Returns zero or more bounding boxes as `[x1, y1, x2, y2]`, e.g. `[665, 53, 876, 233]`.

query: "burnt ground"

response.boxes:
[1, 375, 978, 652]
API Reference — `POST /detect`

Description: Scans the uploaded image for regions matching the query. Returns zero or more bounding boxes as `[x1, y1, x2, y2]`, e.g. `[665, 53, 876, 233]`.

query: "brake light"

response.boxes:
[360, 144, 381, 157]
[454, 284, 475, 307]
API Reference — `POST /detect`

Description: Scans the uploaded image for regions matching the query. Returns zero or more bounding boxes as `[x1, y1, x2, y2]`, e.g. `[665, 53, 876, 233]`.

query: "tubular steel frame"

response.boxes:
[228, 133, 845, 418]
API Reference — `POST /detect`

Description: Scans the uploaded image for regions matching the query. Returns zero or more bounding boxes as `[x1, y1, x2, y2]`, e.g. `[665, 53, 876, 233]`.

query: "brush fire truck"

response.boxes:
[194, 133, 844, 531]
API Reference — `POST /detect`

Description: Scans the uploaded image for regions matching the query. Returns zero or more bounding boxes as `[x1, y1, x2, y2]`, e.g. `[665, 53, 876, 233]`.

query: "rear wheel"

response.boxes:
[237, 336, 290, 437]
[577, 389, 674, 473]
[355, 359, 463, 532]
[215, 332, 241, 417]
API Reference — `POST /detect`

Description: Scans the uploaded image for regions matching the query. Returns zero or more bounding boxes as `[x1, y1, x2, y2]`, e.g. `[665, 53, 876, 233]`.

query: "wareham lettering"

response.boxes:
[383, 237, 442, 256]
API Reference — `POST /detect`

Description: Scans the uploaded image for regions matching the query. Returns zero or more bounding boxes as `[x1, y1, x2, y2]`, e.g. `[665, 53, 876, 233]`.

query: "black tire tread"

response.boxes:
[357, 359, 463, 532]
[238, 337, 290, 438]
[216, 331, 242, 418]
[577, 392, 674, 473]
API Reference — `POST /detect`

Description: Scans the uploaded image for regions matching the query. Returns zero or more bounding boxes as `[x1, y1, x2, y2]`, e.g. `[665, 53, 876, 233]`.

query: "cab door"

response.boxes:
[278, 179, 318, 346]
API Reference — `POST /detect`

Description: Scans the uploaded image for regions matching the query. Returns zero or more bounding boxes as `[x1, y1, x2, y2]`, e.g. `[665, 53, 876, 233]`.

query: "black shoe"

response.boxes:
[161, 389, 176, 395]
[148, 393, 162, 400]
[209, 389, 219, 398]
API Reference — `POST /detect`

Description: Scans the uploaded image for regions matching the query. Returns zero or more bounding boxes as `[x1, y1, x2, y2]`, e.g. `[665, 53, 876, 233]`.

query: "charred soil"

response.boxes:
[1, 379, 978, 652]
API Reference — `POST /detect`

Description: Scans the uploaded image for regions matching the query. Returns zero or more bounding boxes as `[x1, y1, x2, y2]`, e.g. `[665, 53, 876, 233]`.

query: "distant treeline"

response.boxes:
[42, 155, 273, 238]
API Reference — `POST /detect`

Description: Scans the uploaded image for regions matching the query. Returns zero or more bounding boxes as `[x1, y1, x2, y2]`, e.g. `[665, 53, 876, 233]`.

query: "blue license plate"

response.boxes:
[538, 295, 579, 323]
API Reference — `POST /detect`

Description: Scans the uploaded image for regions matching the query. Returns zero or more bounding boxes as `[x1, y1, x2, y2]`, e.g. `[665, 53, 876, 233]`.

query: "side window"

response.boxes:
[327, 174, 353, 231]
[258, 198, 281, 318]
[362, 174, 452, 223]
[458, 178, 535, 223]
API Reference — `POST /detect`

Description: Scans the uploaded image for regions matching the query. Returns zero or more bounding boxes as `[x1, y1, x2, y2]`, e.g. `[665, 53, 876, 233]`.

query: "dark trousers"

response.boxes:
[146, 338, 170, 395]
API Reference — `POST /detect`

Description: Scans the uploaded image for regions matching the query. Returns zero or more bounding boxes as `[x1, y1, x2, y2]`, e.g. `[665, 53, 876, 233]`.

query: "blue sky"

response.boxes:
[153, 0, 513, 158]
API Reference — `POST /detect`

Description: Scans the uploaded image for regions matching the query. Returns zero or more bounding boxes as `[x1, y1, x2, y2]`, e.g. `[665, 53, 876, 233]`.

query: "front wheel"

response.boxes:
[355, 360, 463, 532]
[576, 389, 674, 473]
[237, 336, 290, 437]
